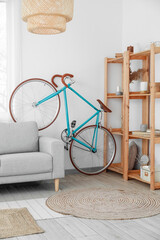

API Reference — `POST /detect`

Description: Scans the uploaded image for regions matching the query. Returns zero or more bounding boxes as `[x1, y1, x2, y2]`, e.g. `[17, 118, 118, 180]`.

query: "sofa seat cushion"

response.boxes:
[0, 121, 39, 155]
[0, 152, 53, 177]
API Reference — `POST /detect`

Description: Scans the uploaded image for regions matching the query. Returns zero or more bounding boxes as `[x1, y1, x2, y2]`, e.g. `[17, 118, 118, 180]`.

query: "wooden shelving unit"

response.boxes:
[104, 43, 160, 190]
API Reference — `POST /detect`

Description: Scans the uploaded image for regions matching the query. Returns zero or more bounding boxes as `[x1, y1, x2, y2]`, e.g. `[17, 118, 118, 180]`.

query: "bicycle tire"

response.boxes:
[9, 78, 60, 131]
[69, 125, 116, 175]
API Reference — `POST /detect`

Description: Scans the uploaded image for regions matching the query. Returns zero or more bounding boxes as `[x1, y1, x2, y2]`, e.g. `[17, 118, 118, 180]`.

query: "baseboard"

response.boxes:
[65, 169, 79, 175]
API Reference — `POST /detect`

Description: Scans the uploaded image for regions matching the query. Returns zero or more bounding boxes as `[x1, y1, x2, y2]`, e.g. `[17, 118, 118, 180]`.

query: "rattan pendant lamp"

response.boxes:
[22, 0, 74, 34]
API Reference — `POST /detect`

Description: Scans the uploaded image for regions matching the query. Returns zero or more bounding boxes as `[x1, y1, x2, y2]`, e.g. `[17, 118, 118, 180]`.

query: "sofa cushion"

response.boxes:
[0, 121, 38, 154]
[0, 152, 53, 176]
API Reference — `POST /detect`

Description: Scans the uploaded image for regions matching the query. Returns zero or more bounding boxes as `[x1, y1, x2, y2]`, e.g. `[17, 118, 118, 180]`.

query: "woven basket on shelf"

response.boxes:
[22, 0, 74, 34]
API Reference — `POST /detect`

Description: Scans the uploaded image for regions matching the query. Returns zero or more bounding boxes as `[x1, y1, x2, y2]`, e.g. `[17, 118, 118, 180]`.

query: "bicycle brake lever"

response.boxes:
[70, 78, 75, 85]
[65, 76, 75, 86]
[61, 74, 74, 87]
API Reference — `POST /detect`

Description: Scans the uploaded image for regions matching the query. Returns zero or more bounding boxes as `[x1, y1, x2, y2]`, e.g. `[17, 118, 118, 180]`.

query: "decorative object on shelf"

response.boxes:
[129, 68, 146, 83]
[144, 41, 160, 50]
[128, 141, 138, 170]
[140, 165, 160, 182]
[127, 45, 134, 53]
[129, 80, 140, 92]
[140, 81, 148, 93]
[144, 42, 154, 51]
[116, 86, 123, 95]
[136, 154, 149, 175]
[140, 124, 147, 132]
[140, 155, 150, 166]
[133, 43, 141, 53]
[134, 152, 141, 170]
[22, 0, 74, 34]
[153, 41, 160, 47]
[129, 68, 147, 92]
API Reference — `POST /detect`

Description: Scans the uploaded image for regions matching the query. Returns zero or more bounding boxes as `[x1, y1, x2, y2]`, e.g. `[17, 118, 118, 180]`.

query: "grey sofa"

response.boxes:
[0, 121, 64, 191]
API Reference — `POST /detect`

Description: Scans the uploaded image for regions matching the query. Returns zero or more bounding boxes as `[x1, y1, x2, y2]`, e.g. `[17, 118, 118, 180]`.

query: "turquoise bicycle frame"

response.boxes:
[36, 84, 101, 152]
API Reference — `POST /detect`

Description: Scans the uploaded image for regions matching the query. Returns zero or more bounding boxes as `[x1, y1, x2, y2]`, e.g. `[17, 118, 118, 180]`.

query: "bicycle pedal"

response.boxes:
[64, 144, 69, 151]
[71, 120, 76, 128]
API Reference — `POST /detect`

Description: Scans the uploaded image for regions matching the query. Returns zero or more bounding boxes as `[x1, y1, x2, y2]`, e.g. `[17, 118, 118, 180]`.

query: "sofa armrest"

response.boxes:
[39, 136, 64, 179]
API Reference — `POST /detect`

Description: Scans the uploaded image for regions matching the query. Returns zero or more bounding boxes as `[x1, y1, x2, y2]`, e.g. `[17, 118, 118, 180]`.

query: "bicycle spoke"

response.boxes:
[13, 98, 33, 105]
[37, 107, 53, 121]
[19, 108, 34, 121]
[10, 79, 60, 130]
[78, 135, 92, 148]
[72, 143, 91, 152]
[37, 107, 46, 127]
[20, 89, 33, 101]
[70, 126, 116, 175]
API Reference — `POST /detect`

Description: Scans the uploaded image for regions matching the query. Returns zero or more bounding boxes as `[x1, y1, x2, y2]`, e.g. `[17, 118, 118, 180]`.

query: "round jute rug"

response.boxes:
[46, 188, 160, 220]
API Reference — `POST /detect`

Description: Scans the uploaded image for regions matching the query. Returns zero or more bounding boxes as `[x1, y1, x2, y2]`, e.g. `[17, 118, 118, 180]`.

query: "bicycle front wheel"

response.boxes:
[9, 79, 60, 130]
[69, 125, 116, 175]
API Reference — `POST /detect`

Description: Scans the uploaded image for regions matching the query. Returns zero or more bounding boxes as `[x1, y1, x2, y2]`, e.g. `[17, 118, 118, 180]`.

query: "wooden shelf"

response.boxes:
[108, 92, 160, 99]
[107, 93, 123, 98]
[104, 44, 160, 190]
[129, 92, 150, 99]
[129, 132, 160, 143]
[129, 134, 150, 140]
[111, 128, 123, 136]
[155, 46, 160, 54]
[108, 163, 123, 174]
[128, 171, 150, 184]
[107, 57, 123, 63]
[130, 92, 160, 99]
[155, 92, 160, 98]
[107, 47, 160, 64]
[130, 50, 150, 60]
[105, 43, 160, 190]
[128, 172, 160, 189]
[109, 165, 160, 187]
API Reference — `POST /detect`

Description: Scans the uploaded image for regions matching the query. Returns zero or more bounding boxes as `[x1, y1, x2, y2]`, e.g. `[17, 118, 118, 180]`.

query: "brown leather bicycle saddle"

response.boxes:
[97, 99, 112, 113]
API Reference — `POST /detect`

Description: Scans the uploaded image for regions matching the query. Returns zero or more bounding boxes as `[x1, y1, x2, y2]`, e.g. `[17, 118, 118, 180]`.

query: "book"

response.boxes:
[132, 130, 160, 137]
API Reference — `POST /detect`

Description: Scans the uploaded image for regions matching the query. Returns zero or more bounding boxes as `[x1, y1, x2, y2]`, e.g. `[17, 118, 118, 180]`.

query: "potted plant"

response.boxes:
[129, 68, 147, 93]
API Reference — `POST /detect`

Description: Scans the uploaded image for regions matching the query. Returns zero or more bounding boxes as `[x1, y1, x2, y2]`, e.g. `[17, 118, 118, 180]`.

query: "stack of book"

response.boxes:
[132, 129, 160, 137]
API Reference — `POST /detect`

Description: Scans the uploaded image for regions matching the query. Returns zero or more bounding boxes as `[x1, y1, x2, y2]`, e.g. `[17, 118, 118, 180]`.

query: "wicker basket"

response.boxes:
[22, 0, 74, 34]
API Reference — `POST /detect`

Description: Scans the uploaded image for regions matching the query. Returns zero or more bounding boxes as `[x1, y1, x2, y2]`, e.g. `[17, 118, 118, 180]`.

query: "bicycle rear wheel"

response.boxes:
[9, 78, 60, 130]
[69, 125, 116, 175]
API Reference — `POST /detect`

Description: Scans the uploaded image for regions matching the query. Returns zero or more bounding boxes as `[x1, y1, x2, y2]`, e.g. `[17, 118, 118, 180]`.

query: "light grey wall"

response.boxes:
[21, 0, 123, 169]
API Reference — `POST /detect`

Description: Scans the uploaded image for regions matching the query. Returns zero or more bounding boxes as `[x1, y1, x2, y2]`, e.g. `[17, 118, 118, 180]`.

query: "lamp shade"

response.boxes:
[22, 0, 74, 34]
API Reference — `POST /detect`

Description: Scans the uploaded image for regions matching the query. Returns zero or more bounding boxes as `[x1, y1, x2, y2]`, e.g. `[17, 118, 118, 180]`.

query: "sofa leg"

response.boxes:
[55, 178, 59, 192]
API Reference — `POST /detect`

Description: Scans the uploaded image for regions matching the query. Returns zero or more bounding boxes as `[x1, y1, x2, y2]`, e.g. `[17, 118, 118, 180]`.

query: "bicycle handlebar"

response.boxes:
[51, 74, 62, 88]
[51, 73, 74, 88]
[61, 73, 74, 87]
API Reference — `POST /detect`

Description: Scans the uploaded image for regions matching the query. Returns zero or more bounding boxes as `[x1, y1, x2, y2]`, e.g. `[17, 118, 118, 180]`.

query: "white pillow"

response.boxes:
[0, 121, 38, 155]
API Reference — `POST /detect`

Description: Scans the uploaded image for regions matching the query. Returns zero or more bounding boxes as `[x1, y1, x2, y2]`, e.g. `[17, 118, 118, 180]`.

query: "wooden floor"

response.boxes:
[1, 171, 160, 240]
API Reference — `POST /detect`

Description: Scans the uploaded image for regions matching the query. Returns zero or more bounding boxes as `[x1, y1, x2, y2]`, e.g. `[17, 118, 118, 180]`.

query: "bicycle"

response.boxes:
[9, 73, 116, 175]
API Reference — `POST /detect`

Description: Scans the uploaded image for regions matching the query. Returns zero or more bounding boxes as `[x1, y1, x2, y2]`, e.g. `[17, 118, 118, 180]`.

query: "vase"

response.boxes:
[140, 82, 148, 92]
[129, 80, 140, 92]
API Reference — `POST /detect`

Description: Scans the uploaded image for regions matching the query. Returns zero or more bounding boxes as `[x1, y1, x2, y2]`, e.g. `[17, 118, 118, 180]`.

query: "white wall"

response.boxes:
[21, 0, 123, 169]
[122, 0, 160, 165]
[122, 0, 160, 51]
